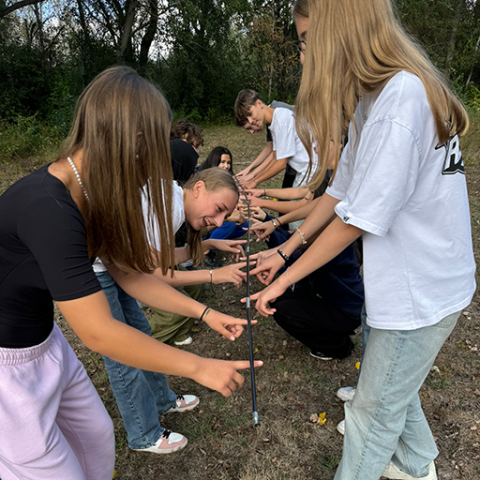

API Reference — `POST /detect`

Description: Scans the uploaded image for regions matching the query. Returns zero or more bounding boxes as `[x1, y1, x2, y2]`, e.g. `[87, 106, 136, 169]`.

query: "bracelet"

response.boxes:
[285, 268, 295, 292]
[200, 306, 211, 322]
[277, 217, 282, 226]
[209, 269, 213, 285]
[263, 188, 266, 196]
[297, 228, 308, 245]
[271, 218, 278, 229]
[277, 248, 289, 263]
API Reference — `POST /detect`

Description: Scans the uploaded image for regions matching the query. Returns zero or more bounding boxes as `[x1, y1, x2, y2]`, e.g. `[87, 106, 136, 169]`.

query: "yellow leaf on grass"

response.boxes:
[317, 412, 327, 425]
[112, 471, 117, 479]
[254, 347, 259, 353]
[355, 362, 360, 370]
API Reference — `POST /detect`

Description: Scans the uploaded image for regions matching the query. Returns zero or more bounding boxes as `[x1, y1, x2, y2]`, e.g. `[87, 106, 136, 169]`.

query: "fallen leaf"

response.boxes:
[279, 355, 284, 359]
[355, 362, 360, 370]
[317, 412, 327, 425]
[310, 414, 318, 423]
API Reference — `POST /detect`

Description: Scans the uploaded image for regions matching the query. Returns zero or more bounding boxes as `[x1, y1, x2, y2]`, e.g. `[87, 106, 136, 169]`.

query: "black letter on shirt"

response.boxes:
[437, 134, 464, 175]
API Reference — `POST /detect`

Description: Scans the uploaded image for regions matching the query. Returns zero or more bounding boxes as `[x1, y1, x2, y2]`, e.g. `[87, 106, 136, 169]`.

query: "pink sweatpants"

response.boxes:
[0, 324, 115, 480]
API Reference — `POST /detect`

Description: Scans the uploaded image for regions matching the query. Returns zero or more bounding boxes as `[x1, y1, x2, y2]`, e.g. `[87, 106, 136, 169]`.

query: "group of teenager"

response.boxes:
[0, 1, 475, 480]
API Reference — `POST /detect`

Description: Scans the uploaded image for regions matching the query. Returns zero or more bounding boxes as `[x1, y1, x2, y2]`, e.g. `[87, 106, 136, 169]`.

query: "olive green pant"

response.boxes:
[148, 267, 204, 344]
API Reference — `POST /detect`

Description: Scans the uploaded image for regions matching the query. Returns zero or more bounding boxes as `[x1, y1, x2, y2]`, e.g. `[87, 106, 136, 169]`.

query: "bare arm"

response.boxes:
[248, 186, 311, 201]
[238, 142, 273, 176]
[251, 218, 362, 316]
[57, 292, 260, 397]
[252, 156, 287, 187]
[250, 197, 309, 214]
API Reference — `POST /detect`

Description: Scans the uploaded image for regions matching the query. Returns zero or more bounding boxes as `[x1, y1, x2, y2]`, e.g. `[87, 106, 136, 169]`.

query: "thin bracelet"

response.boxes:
[199, 306, 210, 321]
[277, 248, 289, 263]
[277, 217, 283, 226]
[297, 228, 308, 245]
[263, 188, 266, 196]
[209, 269, 213, 285]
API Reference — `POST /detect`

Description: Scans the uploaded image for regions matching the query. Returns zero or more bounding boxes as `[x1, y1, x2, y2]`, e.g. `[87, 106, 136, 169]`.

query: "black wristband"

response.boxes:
[277, 248, 289, 263]
[199, 306, 210, 321]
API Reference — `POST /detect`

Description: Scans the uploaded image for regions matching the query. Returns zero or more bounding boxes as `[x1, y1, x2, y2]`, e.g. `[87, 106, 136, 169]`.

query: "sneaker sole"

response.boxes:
[165, 397, 200, 414]
[132, 438, 188, 455]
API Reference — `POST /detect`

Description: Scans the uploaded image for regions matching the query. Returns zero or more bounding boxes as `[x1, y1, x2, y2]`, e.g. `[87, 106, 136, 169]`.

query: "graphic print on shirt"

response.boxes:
[437, 133, 464, 175]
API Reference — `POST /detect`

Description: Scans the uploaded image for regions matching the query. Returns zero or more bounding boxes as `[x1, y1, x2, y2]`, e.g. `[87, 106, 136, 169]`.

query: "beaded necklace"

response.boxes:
[67, 156, 89, 202]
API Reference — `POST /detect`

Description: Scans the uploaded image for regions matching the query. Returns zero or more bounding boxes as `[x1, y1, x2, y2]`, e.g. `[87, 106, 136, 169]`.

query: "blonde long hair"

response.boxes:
[293, 0, 469, 189]
[184, 168, 239, 266]
[60, 66, 176, 275]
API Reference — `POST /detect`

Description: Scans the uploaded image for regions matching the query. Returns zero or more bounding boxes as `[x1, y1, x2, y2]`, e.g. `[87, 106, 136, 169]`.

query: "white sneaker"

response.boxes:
[337, 386, 356, 402]
[382, 461, 437, 480]
[165, 394, 200, 413]
[336, 419, 345, 435]
[174, 336, 193, 346]
[132, 430, 188, 454]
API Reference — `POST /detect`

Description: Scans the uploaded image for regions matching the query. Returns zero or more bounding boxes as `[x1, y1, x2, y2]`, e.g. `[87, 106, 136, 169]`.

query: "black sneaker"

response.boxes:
[310, 351, 333, 361]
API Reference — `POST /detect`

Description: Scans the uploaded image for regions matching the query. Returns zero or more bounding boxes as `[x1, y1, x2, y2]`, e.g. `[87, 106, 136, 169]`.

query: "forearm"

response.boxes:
[253, 158, 287, 186]
[280, 218, 362, 286]
[280, 194, 340, 257]
[108, 264, 206, 319]
[258, 198, 308, 214]
[263, 186, 310, 201]
[57, 292, 203, 379]
[251, 152, 275, 178]
[154, 267, 211, 288]
[250, 143, 273, 171]
[276, 196, 322, 225]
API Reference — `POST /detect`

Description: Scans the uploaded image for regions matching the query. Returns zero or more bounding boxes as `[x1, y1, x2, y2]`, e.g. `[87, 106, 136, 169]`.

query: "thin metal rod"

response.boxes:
[235, 177, 259, 426]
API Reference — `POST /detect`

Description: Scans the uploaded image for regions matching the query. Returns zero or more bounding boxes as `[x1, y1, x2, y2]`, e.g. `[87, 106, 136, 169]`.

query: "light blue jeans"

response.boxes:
[335, 310, 460, 480]
[96, 271, 177, 450]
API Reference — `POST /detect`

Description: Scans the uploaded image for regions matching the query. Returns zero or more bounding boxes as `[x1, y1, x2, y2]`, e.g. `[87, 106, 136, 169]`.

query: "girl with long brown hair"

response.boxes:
[250, 1, 474, 479]
[0, 66, 260, 479]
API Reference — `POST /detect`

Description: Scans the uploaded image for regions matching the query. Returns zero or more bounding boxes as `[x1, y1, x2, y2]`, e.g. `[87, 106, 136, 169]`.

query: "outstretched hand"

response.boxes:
[241, 274, 290, 317]
[212, 261, 256, 290]
[191, 358, 263, 397]
[207, 239, 247, 262]
[250, 220, 276, 241]
[202, 309, 257, 341]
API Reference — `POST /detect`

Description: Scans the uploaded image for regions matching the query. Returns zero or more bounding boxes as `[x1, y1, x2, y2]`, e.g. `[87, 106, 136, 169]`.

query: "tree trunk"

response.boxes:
[120, 0, 138, 64]
[139, 0, 159, 73]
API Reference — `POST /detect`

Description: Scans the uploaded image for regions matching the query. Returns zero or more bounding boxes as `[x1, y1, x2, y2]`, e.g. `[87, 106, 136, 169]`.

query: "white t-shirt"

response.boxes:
[327, 71, 476, 330]
[269, 107, 318, 186]
[93, 181, 185, 272]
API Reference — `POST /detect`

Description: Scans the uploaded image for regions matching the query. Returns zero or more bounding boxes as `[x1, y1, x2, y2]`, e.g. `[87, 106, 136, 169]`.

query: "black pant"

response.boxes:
[272, 285, 361, 359]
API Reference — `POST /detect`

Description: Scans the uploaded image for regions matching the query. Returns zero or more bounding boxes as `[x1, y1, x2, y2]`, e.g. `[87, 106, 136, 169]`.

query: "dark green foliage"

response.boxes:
[0, 0, 479, 160]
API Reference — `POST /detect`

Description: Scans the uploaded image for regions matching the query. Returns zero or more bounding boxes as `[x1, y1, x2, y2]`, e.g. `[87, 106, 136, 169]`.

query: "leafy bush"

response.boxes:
[0, 116, 61, 162]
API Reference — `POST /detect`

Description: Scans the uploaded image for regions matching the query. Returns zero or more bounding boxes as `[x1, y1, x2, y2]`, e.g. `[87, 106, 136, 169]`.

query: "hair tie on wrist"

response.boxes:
[200, 306, 211, 322]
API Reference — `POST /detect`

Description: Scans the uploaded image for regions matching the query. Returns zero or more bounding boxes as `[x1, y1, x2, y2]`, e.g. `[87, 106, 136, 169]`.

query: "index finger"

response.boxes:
[231, 360, 264, 370]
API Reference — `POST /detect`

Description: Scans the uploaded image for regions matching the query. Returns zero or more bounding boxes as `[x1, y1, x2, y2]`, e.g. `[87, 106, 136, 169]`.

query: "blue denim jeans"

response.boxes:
[96, 271, 177, 450]
[335, 310, 460, 480]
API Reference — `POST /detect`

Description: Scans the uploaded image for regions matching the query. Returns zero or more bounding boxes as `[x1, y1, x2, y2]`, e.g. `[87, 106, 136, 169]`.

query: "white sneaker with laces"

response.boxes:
[165, 394, 200, 413]
[336, 386, 356, 402]
[382, 461, 437, 480]
[336, 419, 345, 435]
[132, 430, 188, 454]
[174, 336, 193, 346]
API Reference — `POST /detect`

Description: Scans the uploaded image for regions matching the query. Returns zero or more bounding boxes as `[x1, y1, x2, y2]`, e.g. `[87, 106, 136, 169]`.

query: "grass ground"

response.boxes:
[1, 123, 480, 479]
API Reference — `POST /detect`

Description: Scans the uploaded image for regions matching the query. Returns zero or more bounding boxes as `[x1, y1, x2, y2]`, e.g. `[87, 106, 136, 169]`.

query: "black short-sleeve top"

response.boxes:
[0, 164, 102, 348]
